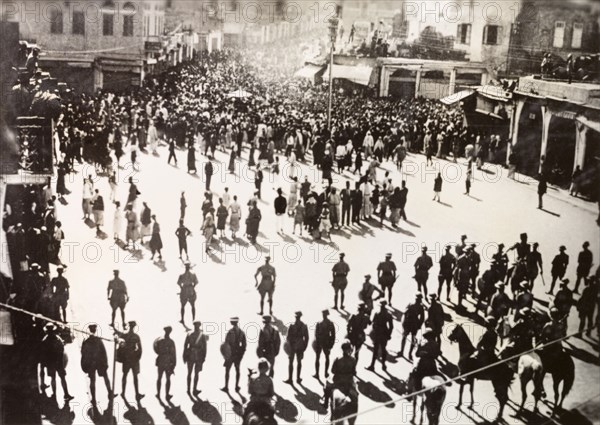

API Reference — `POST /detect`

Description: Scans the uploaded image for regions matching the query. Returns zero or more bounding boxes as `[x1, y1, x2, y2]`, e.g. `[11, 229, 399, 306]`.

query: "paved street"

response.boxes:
[48, 144, 599, 425]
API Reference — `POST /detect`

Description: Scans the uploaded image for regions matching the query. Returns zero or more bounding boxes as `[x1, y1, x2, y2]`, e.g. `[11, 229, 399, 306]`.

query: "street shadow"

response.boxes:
[438, 201, 453, 208]
[274, 394, 299, 422]
[123, 400, 155, 425]
[114, 239, 128, 251]
[555, 408, 594, 425]
[234, 237, 250, 248]
[153, 259, 167, 272]
[191, 399, 222, 425]
[85, 218, 96, 228]
[356, 378, 393, 404]
[564, 343, 600, 365]
[393, 226, 415, 237]
[58, 197, 69, 206]
[404, 220, 420, 228]
[39, 394, 75, 425]
[540, 208, 561, 217]
[381, 374, 407, 396]
[509, 403, 549, 424]
[389, 306, 403, 323]
[206, 250, 223, 264]
[158, 399, 190, 425]
[96, 230, 109, 240]
[295, 384, 326, 413]
[220, 237, 234, 246]
[467, 195, 483, 202]
[272, 317, 289, 337]
[87, 402, 116, 425]
[278, 233, 296, 243]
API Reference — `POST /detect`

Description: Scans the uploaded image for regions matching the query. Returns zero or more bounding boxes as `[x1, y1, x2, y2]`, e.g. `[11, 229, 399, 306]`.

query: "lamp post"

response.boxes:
[327, 15, 339, 131]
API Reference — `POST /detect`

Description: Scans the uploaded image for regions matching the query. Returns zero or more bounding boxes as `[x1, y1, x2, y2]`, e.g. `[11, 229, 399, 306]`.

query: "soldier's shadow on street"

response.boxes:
[274, 394, 299, 422]
[39, 394, 75, 425]
[122, 399, 155, 425]
[191, 398, 222, 425]
[272, 317, 289, 337]
[380, 374, 408, 397]
[564, 342, 600, 366]
[152, 259, 167, 272]
[540, 208, 561, 218]
[294, 384, 327, 414]
[356, 377, 394, 405]
[158, 398, 190, 425]
[87, 402, 117, 425]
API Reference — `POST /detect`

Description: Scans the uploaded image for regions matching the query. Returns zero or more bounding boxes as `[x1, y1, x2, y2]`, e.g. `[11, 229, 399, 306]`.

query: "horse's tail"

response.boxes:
[562, 356, 575, 400]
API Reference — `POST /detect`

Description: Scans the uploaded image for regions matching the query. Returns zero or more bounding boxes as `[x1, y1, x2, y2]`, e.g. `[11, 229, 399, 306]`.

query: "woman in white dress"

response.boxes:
[82, 176, 94, 220]
[287, 177, 299, 216]
[113, 201, 123, 241]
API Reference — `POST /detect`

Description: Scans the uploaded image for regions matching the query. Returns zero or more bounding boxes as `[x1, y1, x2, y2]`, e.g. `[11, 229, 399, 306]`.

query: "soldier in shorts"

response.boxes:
[178, 262, 198, 324]
[377, 253, 397, 306]
[255, 256, 276, 315]
[154, 326, 176, 400]
[107, 270, 128, 328]
[331, 253, 350, 310]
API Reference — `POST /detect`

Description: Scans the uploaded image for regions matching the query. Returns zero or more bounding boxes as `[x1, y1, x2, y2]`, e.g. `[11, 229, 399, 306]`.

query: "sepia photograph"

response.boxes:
[0, 0, 599, 424]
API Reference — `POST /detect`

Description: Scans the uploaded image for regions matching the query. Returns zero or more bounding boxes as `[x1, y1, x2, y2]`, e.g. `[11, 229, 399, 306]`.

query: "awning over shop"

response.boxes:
[323, 64, 374, 86]
[294, 64, 325, 80]
[439, 89, 474, 105]
[477, 85, 512, 102]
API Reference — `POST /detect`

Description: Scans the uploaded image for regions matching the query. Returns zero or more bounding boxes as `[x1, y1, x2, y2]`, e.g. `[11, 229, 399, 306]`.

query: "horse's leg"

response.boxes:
[420, 395, 425, 425]
[469, 379, 475, 408]
[458, 381, 464, 408]
[520, 372, 528, 412]
[552, 376, 560, 416]
[411, 396, 417, 424]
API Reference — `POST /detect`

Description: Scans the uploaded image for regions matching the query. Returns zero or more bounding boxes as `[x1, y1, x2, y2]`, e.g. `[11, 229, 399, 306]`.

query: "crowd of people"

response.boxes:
[2, 36, 599, 425]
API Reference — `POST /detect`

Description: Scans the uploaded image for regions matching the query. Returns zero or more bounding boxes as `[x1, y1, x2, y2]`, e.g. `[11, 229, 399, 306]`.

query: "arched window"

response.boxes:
[102, 0, 115, 35]
[123, 2, 135, 37]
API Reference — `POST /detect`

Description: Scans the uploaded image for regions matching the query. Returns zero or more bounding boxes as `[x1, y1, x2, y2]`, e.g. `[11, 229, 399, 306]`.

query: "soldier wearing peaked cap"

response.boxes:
[377, 253, 397, 306]
[81, 324, 113, 402]
[492, 243, 509, 281]
[346, 304, 371, 362]
[367, 300, 393, 372]
[414, 246, 433, 297]
[314, 309, 336, 379]
[107, 269, 128, 328]
[400, 293, 425, 360]
[50, 266, 69, 323]
[508, 233, 530, 261]
[285, 311, 309, 384]
[222, 317, 247, 392]
[178, 262, 198, 324]
[255, 257, 276, 316]
[154, 326, 176, 400]
[358, 274, 384, 316]
[257, 315, 281, 378]
[114, 321, 144, 401]
[425, 294, 444, 345]
[412, 328, 441, 390]
[41, 322, 74, 401]
[183, 320, 207, 396]
[549, 245, 569, 295]
[438, 245, 456, 301]
[332, 253, 350, 310]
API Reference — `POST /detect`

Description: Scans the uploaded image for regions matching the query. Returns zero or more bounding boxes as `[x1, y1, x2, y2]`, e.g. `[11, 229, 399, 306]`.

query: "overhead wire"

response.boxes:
[330, 327, 590, 424]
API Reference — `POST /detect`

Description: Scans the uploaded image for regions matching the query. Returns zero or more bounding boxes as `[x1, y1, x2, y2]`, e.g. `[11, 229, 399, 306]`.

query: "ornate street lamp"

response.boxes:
[327, 15, 339, 131]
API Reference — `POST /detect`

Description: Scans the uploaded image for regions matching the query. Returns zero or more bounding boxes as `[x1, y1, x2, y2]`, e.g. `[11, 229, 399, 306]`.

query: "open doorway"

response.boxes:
[545, 116, 576, 187]
[514, 101, 543, 176]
